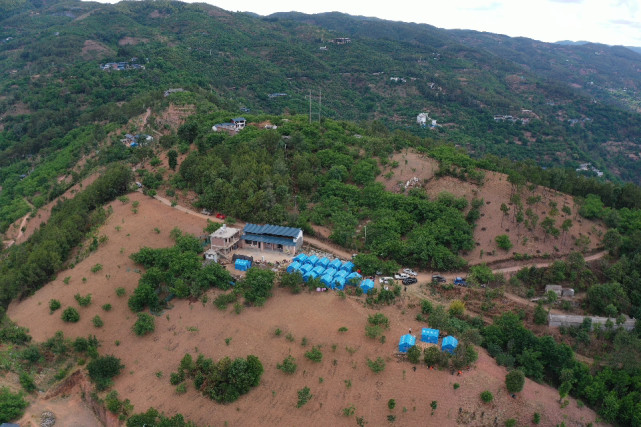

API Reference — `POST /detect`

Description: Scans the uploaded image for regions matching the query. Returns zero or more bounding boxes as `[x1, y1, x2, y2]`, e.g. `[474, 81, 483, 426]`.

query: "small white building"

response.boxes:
[417, 112, 429, 126]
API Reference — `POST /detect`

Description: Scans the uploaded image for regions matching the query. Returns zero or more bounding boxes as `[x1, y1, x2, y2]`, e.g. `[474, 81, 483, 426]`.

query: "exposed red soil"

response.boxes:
[6, 192, 603, 426]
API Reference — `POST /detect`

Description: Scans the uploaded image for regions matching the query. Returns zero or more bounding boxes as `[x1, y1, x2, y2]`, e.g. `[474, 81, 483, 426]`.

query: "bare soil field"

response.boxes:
[6, 192, 603, 426]
[377, 150, 605, 266]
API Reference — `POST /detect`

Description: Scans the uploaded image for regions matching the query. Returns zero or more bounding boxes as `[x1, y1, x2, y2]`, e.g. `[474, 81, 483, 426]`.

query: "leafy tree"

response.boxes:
[304, 346, 323, 363]
[533, 304, 548, 325]
[87, 355, 124, 390]
[132, 313, 155, 336]
[61, 307, 80, 323]
[240, 268, 275, 306]
[277, 355, 297, 374]
[407, 345, 421, 364]
[367, 357, 386, 373]
[168, 150, 178, 170]
[505, 370, 525, 393]
[297, 386, 312, 408]
[495, 234, 513, 251]
[480, 390, 493, 403]
[0, 386, 28, 422]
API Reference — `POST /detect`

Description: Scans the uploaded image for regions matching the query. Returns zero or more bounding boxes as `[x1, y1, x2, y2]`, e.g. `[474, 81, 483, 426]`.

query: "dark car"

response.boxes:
[431, 274, 446, 283]
[402, 277, 418, 285]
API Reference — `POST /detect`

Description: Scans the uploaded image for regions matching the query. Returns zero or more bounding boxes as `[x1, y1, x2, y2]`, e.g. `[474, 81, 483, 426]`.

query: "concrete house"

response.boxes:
[240, 223, 303, 255]
[204, 224, 241, 261]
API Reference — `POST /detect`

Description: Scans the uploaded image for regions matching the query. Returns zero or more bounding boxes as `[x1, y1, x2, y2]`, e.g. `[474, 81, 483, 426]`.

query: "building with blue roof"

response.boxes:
[441, 336, 459, 354]
[421, 328, 439, 344]
[398, 334, 416, 353]
[240, 223, 303, 255]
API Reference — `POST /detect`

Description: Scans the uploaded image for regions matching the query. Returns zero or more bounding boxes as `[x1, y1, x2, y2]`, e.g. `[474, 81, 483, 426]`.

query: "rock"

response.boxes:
[41, 410, 56, 427]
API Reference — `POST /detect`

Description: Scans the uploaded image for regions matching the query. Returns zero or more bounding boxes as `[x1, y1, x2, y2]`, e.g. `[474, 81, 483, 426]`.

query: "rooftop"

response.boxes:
[211, 225, 240, 239]
[243, 223, 301, 238]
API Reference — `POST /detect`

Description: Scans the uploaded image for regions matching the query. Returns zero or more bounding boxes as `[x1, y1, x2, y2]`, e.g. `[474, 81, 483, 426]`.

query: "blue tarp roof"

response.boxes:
[329, 259, 342, 269]
[334, 270, 348, 279]
[299, 264, 313, 273]
[286, 262, 301, 273]
[442, 336, 459, 353]
[421, 328, 439, 343]
[243, 223, 301, 238]
[398, 334, 416, 352]
[317, 257, 329, 268]
[241, 233, 296, 246]
[293, 253, 308, 263]
[360, 279, 374, 294]
[323, 268, 337, 278]
[320, 274, 335, 286]
[341, 261, 355, 272]
[305, 255, 319, 266]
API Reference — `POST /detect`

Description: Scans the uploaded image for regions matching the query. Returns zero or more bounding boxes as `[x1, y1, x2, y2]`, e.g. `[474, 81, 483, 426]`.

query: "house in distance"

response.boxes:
[240, 223, 303, 255]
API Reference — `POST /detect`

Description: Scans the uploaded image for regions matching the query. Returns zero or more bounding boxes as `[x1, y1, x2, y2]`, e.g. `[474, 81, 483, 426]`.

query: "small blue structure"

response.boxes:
[293, 253, 308, 263]
[329, 259, 342, 270]
[441, 336, 459, 354]
[398, 334, 416, 353]
[320, 273, 335, 287]
[359, 279, 374, 294]
[235, 259, 251, 271]
[303, 270, 320, 282]
[333, 277, 346, 290]
[305, 255, 319, 267]
[334, 270, 348, 279]
[322, 268, 337, 278]
[299, 263, 313, 274]
[345, 272, 362, 285]
[316, 257, 330, 269]
[421, 328, 439, 344]
[312, 265, 325, 276]
[340, 261, 355, 273]
[286, 261, 301, 273]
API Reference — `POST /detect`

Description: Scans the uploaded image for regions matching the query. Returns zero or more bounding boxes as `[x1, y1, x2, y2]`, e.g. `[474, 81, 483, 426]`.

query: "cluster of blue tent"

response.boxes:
[286, 253, 375, 294]
[398, 328, 459, 354]
[235, 259, 252, 271]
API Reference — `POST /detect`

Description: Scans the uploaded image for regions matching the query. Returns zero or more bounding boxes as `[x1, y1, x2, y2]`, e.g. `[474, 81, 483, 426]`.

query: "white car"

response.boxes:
[379, 277, 394, 284]
[394, 273, 409, 280]
[403, 268, 418, 276]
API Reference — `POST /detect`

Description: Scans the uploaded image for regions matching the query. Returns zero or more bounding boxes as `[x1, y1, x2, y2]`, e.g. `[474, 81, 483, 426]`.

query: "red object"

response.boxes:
[216, 213, 226, 219]
[357, 269, 361, 273]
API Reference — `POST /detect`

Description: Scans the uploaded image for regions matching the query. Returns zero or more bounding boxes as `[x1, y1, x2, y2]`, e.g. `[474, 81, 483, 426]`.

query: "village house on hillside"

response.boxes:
[212, 117, 246, 134]
[240, 223, 303, 255]
[205, 224, 241, 261]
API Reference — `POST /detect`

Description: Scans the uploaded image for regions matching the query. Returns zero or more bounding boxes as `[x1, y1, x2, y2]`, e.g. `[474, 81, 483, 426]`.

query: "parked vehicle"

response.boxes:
[216, 213, 226, 219]
[201, 209, 212, 215]
[403, 268, 418, 276]
[402, 277, 418, 285]
[432, 274, 446, 283]
[394, 273, 409, 280]
[454, 277, 468, 287]
[379, 277, 395, 284]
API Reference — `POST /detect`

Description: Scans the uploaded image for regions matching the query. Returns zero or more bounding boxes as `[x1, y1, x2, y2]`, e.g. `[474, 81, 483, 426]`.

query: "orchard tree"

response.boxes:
[505, 369, 525, 393]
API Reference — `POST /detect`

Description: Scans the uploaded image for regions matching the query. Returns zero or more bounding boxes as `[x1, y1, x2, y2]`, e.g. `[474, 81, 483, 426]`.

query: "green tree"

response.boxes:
[533, 304, 548, 325]
[61, 307, 80, 323]
[87, 355, 124, 390]
[168, 150, 178, 171]
[0, 386, 28, 422]
[495, 234, 513, 251]
[407, 345, 421, 364]
[132, 313, 155, 336]
[240, 268, 275, 306]
[505, 370, 525, 393]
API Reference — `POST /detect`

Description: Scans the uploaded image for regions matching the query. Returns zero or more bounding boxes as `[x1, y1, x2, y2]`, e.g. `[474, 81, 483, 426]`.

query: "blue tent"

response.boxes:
[305, 255, 319, 266]
[398, 334, 416, 353]
[345, 272, 362, 285]
[329, 259, 342, 270]
[299, 263, 313, 274]
[293, 253, 308, 263]
[441, 336, 459, 354]
[360, 279, 375, 294]
[340, 261, 355, 273]
[312, 265, 325, 276]
[333, 277, 346, 290]
[235, 259, 251, 271]
[316, 257, 330, 268]
[334, 270, 348, 279]
[303, 270, 320, 282]
[286, 261, 301, 273]
[320, 274, 335, 287]
[322, 268, 337, 278]
[421, 328, 439, 344]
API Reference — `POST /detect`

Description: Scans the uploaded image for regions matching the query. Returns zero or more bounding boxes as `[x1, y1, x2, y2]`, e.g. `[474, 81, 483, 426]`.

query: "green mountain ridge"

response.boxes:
[0, 0, 640, 232]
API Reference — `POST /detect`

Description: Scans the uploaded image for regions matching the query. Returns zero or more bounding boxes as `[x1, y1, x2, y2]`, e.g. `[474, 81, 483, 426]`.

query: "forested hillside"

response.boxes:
[0, 0, 640, 234]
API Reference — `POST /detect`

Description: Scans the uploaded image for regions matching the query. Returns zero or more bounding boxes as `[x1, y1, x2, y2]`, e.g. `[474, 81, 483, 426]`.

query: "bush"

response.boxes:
[480, 390, 494, 403]
[74, 293, 92, 307]
[169, 371, 185, 385]
[421, 299, 433, 315]
[116, 287, 126, 297]
[49, 299, 61, 313]
[367, 313, 390, 329]
[505, 370, 525, 393]
[407, 345, 421, 364]
[87, 355, 124, 391]
[92, 315, 104, 328]
[297, 386, 312, 408]
[388, 399, 396, 410]
[495, 234, 513, 251]
[304, 346, 323, 363]
[367, 357, 386, 373]
[277, 355, 297, 374]
[102, 303, 112, 311]
[21, 345, 41, 364]
[533, 304, 548, 325]
[365, 325, 383, 339]
[449, 300, 465, 317]
[19, 372, 36, 393]
[0, 386, 28, 421]
[61, 307, 80, 323]
[132, 313, 155, 336]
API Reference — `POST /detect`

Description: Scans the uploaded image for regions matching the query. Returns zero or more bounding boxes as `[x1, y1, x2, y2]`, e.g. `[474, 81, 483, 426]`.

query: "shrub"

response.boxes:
[407, 345, 421, 364]
[277, 355, 297, 374]
[338, 327, 348, 332]
[0, 387, 28, 421]
[19, 372, 36, 393]
[91, 263, 103, 273]
[102, 303, 112, 311]
[74, 293, 92, 307]
[21, 346, 41, 364]
[448, 300, 465, 317]
[495, 234, 513, 251]
[132, 313, 155, 336]
[388, 399, 396, 410]
[532, 412, 541, 424]
[367, 313, 390, 329]
[367, 357, 386, 373]
[87, 355, 124, 391]
[533, 304, 548, 325]
[92, 315, 104, 328]
[304, 346, 323, 363]
[505, 370, 525, 393]
[453, 383, 460, 389]
[505, 419, 516, 427]
[61, 307, 80, 323]
[175, 383, 187, 394]
[365, 325, 383, 339]
[169, 371, 185, 385]
[297, 386, 312, 408]
[343, 404, 356, 416]
[480, 390, 493, 403]
[49, 299, 61, 313]
[116, 287, 126, 297]
[420, 299, 433, 315]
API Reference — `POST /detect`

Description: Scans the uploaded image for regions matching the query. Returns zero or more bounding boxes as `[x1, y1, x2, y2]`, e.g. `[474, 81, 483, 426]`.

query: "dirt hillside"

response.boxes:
[6, 192, 603, 426]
